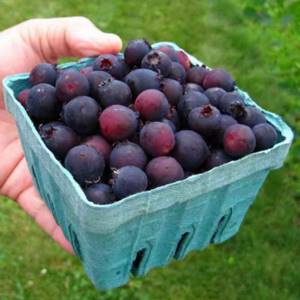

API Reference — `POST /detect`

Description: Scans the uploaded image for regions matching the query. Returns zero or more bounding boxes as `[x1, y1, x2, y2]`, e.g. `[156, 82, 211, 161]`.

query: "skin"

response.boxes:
[0, 17, 122, 254]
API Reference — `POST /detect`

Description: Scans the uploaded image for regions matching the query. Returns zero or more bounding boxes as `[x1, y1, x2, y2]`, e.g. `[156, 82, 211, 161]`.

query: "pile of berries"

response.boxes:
[17, 40, 278, 205]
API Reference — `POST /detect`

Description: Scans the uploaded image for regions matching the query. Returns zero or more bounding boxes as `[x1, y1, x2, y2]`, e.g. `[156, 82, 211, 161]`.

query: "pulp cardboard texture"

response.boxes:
[3, 42, 293, 290]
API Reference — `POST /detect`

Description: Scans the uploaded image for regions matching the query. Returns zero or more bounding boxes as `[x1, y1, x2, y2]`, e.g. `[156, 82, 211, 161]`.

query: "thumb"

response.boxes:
[15, 17, 122, 62]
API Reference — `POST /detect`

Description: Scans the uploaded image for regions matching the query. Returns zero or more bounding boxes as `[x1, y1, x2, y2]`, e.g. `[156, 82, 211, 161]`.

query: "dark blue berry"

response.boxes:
[110, 142, 148, 169]
[112, 166, 148, 199]
[39, 122, 79, 160]
[141, 50, 172, 77]
[85, 183, 116, 205]
[238, 106, 267, 128]
[172, 130, 209, 171]
[253, 123, 278, 151]
[98, 79, 132, 108]
[29, 63, 57, 86]
[125, 69, 160, 97]
[124, 39, 152, 67]
[63, 96, 101, 136]
[27, 83, 60, 121]
[188, 105, 221, 137]
[64, 145, 105, 186]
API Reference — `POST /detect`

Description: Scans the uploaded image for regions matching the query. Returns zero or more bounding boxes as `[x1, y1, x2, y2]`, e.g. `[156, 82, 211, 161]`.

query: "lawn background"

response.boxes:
[0, 1, 300, 299]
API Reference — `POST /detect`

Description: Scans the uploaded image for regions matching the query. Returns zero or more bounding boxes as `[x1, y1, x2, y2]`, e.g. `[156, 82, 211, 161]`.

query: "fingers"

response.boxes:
[17, 185, 74, 255]
[17, 17, 122, 63]
[0, 138, 24, 192]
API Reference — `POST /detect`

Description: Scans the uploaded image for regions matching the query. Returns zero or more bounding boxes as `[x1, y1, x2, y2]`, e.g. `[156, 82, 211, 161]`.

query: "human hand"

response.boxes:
[0, 17, 122, 254]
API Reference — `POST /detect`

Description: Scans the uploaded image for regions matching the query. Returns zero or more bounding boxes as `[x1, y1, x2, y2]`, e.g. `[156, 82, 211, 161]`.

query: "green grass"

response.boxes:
[1, 0, 300, 299]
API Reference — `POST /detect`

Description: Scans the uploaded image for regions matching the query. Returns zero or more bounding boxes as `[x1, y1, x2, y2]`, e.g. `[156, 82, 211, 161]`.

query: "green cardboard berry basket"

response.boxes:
[3, 42, 293, 290]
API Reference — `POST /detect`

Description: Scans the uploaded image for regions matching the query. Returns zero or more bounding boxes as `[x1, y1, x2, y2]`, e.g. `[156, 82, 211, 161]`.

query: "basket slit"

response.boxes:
[131, 248, 147, 274]
[210, 208, 233, 243]
[68, 224, 82, 260]
[174, 232, 190, 259]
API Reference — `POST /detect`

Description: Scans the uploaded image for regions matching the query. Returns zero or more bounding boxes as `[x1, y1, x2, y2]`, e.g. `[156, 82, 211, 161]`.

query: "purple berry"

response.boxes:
[39, 122, 79, 160]
[203, 149, 232, 170]
[87, 71, 112, 99]
[85, 183, 116, 205]
[110, 141, 148, 169]
[223, 124, 256, 158]
[188, 105, 221, 136]
[56, 69, 89, 102]
[98, 79, 132, 108]
[99, 105, 138, 141]
[125, 69, 160, 97]
[162, 118, 177, 133]
[146, 156, 184, 188]
[203, 68, 235, 91]
[63, 96, 101, 136]
[140, 122, 175, 157]
[165, 107, 181, 130]
[112, 166, 148, 199]
[29, 63, 57, 86]
[253, 123, 278, 151]
[216, 114, 238, 145]
[172, 130, 209, 171]
[184, 83, 204, 94]
[27, 83, 60, 121]
[177, 50, 191, 71]
[135, 89, 169, 121]
[218, 92, 245, 118]
[64, 145, 105, 186]
[178, 91, 210, 119]
[169, 62, 186, 83]
[237, 107, 267, 127]
[80, 66, 93, 77]
[204, 87, 226, 107]
[160, 78, 183, 106]
[156, 45, 179, 62]
[124, 39, 152, 67]
[17, 88, 30, 107]
[83, 135, 112, 162]
[141, 50, 172, 77]
[93, 55, 129, 79]
[186, 66, 209, 85]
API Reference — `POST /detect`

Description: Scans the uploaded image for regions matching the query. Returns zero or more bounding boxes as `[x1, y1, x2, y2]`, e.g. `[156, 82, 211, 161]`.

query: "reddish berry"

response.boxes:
[83, 135, 112, 162]
[146, 156, 184, 188]
[17, 88, 31, 107]
[99, 105, 138, 141]
[223, 124, 256, 158]
[56, 69, 89, 102]
[140, 122, 175, 157]
[177, 50, 191, 71]
[135, 89, 169, 121]
[203, 68, 235, 91]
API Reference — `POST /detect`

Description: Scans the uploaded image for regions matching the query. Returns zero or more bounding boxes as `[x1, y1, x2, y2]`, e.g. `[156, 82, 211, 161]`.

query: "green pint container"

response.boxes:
[3, 42, 293, 290]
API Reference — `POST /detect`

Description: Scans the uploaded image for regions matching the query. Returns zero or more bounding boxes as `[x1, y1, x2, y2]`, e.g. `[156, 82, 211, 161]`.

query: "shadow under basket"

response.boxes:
[3, 42, 293, 290]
